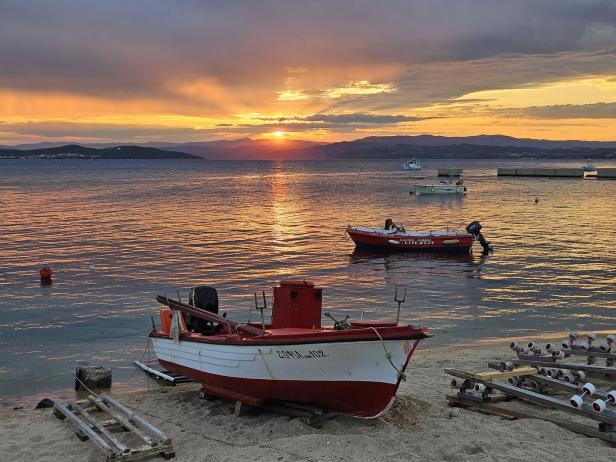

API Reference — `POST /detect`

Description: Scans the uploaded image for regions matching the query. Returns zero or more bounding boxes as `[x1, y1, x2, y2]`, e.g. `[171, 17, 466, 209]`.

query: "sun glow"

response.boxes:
[273, 130, 284, 138]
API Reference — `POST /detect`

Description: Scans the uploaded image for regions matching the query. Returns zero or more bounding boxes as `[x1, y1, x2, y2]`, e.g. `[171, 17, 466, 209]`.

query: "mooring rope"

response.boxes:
[369, 327, 405, 381]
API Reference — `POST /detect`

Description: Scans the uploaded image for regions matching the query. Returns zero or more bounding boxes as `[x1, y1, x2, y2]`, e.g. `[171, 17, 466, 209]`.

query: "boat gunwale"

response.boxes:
[150, 327, 430, 346]
[346, 226, 472, 239]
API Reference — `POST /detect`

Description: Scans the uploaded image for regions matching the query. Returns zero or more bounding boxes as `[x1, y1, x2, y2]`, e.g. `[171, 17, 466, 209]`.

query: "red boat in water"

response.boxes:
[150, 281, 430, 418]
[346, 219, 490, 253]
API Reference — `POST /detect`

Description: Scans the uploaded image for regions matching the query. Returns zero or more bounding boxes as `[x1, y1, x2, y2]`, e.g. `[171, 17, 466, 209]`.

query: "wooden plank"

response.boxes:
[134, 360, 177, 383]
[53, 402, 115, 458]
[156, 296, 265, 336]
[514, 359, 616, 378]
[447, 395, 616, 443]
[529, 375, 609, 400]
[69, 401, 130, 455]
[445, 368, 616, 425]
[100, 394, 172, 445]
[562, 348, 616, 360]
[89, 396, 157, 447]
[474, 367, 536, 380]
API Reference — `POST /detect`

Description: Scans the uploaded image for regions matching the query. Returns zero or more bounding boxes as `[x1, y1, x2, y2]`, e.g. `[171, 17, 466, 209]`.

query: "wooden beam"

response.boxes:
[100, 394, 172, 445]
[53, 402, 114, 458]
[473, 367, 537, 381]
[513, 359, 616, 377]
[448, 395, 616, 443]
[446, 368, 616, 425]
[156, 295, 265, 336]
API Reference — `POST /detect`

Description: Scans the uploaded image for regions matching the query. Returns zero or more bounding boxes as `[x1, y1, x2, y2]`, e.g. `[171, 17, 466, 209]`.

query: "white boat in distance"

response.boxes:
[412, 177, 466, 195]
[403, 157, 422, 171]
[583, 160, 597, 178]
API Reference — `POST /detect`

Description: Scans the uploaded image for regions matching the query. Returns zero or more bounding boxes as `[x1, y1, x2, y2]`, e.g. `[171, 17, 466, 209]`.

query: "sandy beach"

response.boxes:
[1, 340, 615, 462]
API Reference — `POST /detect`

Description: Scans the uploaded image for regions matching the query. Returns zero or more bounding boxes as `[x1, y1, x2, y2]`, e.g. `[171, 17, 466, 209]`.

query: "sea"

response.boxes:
[1, 158, 615, 405]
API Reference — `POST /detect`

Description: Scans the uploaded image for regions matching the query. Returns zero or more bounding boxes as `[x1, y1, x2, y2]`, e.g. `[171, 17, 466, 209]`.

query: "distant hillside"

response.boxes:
[3, 135, 616, 160]
[357, 134, 616, 149]
[163, 135, 616, 160]
[298, 140, 616, 160]
[0, 144, 202, 159]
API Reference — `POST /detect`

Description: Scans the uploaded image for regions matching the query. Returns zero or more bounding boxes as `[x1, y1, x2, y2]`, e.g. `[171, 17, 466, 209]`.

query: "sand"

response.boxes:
[1, 341, 615, 462]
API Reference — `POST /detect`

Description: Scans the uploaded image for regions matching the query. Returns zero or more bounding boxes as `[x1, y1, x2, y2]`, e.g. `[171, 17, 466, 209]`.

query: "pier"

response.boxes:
[497, 168, 616, 178]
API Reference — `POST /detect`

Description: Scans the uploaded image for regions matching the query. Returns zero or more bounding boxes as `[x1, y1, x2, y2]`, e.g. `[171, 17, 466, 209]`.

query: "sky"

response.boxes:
[1, 0, 616, 144]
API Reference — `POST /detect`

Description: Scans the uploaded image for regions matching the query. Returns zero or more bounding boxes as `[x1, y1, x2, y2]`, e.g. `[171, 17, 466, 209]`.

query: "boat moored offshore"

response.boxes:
[412, 177, 466, 194]
[583, 160, 597, 178]
[149, 281, 430, 418]
[403, 157, 423, 171]
[346, 219, 491, 254]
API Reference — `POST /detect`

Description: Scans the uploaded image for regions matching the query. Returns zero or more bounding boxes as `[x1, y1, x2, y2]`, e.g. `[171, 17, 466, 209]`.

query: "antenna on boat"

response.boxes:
[254, 291, 267, 331]
[394, 286, 407, 324]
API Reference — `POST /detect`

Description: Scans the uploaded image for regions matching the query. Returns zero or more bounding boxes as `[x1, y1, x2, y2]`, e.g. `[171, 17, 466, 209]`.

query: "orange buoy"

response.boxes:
[40, 266, 53, 283]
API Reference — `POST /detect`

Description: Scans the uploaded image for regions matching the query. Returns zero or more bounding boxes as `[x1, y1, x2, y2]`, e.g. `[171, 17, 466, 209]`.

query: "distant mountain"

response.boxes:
[358, 134, 616, 149]
[3, 135, 616, 160]
[147, 135, 616, 159]
[0, 144, 201, 159]
[300, 141, 616, 160]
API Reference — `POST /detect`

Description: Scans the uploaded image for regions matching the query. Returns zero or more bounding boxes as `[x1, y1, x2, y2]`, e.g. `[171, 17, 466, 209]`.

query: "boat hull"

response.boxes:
[346, 227, 473, 252]
[151, 336, 420, 418]
[414, 184, 464, 194]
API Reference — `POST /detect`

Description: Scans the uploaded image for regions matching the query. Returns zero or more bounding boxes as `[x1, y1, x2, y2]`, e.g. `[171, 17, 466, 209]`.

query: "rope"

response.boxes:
[369, 327, 405, 381]
[73, 373, 101, 398]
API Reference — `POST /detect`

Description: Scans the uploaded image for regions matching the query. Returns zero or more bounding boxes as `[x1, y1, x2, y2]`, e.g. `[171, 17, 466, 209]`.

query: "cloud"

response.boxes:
[322, 81, 396, 99]
[252, 112, 426, 125]
[2, 1, 616, 142]
[517, 102, 616, 119]
[277, 90, 308, 101]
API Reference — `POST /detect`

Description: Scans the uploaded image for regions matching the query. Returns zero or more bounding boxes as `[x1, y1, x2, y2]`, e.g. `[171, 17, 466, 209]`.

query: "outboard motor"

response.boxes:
[465, 221, 492, 254]
[192, 286, 219, 314]
[186, 286, 220, 334]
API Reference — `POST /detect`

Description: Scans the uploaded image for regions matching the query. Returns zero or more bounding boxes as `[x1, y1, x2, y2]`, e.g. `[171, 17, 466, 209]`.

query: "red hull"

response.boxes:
[159, 359, 397, 417]
[347, 227, 473, 252]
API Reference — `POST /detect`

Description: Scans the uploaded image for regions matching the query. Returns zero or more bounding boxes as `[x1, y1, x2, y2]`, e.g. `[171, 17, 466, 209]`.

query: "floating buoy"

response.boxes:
[534, 197, 539, 203]
[40, 266, 53, 285]
[88, 264, 96, 271]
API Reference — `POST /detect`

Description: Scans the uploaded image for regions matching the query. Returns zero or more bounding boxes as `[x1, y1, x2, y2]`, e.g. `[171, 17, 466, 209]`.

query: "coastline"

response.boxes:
[2, 340, 615, 461]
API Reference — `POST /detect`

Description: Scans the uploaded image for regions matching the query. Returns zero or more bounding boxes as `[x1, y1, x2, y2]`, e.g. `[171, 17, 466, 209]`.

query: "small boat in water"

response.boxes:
[412, 177, 465, 194]
[403, 157, 422, 171]
[150, 281, 430, 418]
[347, 219, 491, 253]
[583, 160, 597, 178]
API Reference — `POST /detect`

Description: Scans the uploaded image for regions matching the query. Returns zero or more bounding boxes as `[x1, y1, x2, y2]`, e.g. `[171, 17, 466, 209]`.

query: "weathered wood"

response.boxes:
[473, 367, 536, 381]
[529, 375, 609, 400]
[156, 295, 265, 336]
[445, 368, 616, 425]
[69, 401, 130, 454]
[100, 394, 172, 445]
[234, 400, 254, 417]
[513, 359, 616, 378]
[55, 395, 175, 461]
[90, 395, 157, 447]
[53, 402, 114, 458]
[133, 360, 194, 385]
[562, 348, 616, 360]
[447, 395, 616, 443]
[75, 366, 112, 391]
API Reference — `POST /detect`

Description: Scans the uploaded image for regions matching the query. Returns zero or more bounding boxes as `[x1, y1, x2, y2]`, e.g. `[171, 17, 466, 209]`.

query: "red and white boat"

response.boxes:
[149, 281, 430, 418]
[346, 219, 490, 253]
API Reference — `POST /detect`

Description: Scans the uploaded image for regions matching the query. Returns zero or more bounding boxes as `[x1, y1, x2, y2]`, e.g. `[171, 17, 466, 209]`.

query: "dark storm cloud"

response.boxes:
[1, 0, 616, 99]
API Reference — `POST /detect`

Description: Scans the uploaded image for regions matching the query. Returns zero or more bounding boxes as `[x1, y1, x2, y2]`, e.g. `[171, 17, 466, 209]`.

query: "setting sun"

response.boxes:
[273, 130, 284, 138]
